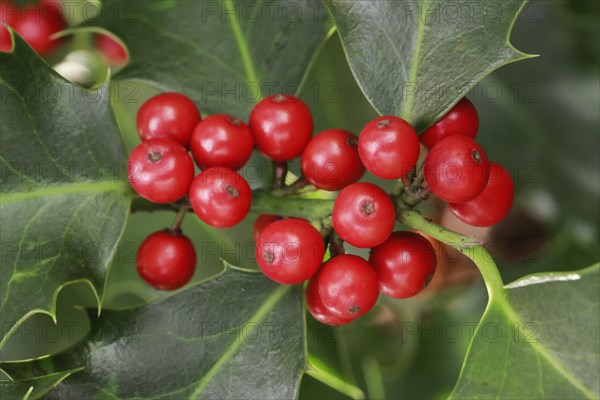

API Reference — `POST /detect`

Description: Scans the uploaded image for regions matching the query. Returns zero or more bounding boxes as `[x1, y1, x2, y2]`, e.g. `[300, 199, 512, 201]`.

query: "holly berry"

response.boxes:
[369, 231, 437, 299]
[253, 214, 279, 242]
[0, 22, 12, 52]
[1, 1, 18, 27]
[317, 254, 379, 319]
[424, 135, 489, 203]
[249, 94, 313, 161]
[128, 138, 194, 204]
[190, 114, 254, 170]
[358, 116, 420, 179]
[301, 128, 365, 191]
[306, 271, 353, 326]
[13, 1, 66, 55]
[420, 98, 479, 149]
[136, 230, 196, 290]
[96, 33, 127, 66]
[189, 167, 252, 228]
[1, 1, 17, 53]
[332, 182, 395, 248]
[255, 218, 325, 284]
[137, 92, 201, 148]
[449, 162, 514, 227]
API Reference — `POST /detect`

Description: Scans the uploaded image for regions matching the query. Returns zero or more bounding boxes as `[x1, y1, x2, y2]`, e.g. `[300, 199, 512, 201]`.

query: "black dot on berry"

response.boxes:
[376, 119, 391, 128]
[225, 185, 239, 198]
[346, 136, 358, 147]
[263, 251, 275, 264]
[348, 306, 360, 315]
[148, 151, 162, 163]
[273, 94, 286, 103]
[360, 200, 374, 216]
[228, 116, 242, 126]
[471, 150, 482, 164]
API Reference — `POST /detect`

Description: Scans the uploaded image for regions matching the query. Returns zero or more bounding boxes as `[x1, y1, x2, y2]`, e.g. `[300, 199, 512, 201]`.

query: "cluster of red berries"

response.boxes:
[128, 91, 513, 326]
[252, 97, 513, 325]
[255, 217, 437, 326]
[0, 0, 65, 54]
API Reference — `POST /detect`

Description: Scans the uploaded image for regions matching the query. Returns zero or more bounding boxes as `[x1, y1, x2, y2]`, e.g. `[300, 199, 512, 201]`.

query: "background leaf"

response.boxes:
[0, 34, 130, 348]
[0, 369, 81, 400]
[450, 264, 600, 399]
[324, 0, 533, 129]
[86, 0, 331, 118]
[1, 267, 306, 400]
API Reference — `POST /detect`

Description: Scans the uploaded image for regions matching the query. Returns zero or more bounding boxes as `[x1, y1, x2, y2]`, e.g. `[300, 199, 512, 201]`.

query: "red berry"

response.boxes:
[301, 128, 365, 191]
[306, 271, 353, 326]
[136, 230, 196, 291]
[190, 114, 254, 170]
[369, 231, 437, 299]
[253, 214, 279, 242]
[420, 98, 479, 149]
[424, 135, 489, 203]
[317, 255, 379, 319]
[358, 116, 420, 179]
[449, 162, 514, 227]
[136, 92, 200, 148]
[189, 167, 252, 228]
[13, 2, 66, 55]
[128, 138, 194, 204]
[256, 219, 325, 284]
[249, 94, 313, 161]
[96, 33, 127, 66]
[0, 22, 12, 52]
[1, 1, 18, 26]
[332, 182, 395, 248]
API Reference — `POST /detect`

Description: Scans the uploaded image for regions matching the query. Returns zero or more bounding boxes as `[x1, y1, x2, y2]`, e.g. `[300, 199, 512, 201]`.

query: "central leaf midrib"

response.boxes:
[0, 181, 129, 205]
[187, 285, 290, 399]
[497, 293, 596, 399]
[401, 0, 428, 121]
[224, 0, 261, 101]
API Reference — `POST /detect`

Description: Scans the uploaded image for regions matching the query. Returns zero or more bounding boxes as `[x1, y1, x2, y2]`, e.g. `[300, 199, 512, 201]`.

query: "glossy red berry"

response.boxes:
[253, 214, 279, 242]
[306, 271, 353, 326]
[96, 33, 127, 66]
[128, 138, 195, 204]
[317, 255, 379, 319]
[301, 129, 365, 191]
[249, 94, 313, 161]
[189, 167, 252, 228]
[332, 182, 395, 248]
[449, 162, 514, 227]
[190, 114, 254, 170]
[420, 98, 479, 149]
[13, 2, 66, 55]
[424, 135, 489, 203]
[137, 92, 201, 148]
[369, 231, 437, 299]
[358, 116, 420, 179]
[256, 218, 325, 285]
[1, 1, 18, 27]
[136, 230, 196, 291]
[0, 22, 12, 52]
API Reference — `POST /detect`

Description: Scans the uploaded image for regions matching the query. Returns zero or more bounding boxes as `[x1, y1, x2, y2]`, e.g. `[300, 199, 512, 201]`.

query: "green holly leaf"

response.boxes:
[323, 0, 535, 129]
[450, 264, 600, 399]
[0, 369, 82, 400]
[0, 267, 305, 399]
[85, 0, 331, 118]
[0, 34, 130, 348]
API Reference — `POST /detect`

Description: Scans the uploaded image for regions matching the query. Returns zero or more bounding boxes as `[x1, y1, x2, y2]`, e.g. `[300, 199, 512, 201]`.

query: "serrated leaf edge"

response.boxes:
[450, 264, 600, 399]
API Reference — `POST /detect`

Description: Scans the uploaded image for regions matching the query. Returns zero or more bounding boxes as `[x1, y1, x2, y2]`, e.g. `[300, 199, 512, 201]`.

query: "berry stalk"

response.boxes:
[397, 208, 504, 299]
